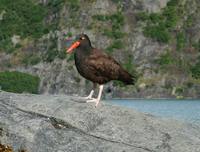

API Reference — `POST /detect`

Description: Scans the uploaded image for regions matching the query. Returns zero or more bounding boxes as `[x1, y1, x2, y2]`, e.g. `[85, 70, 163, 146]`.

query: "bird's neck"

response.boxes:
[76, 45, 93, 57]
[74, 46, 92, 65]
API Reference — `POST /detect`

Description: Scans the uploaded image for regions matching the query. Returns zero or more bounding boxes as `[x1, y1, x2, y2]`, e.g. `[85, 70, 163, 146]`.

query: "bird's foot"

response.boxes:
[83, 96, 95, 100]
[83, 90, 94, 100]
[86, 98, 100, 107]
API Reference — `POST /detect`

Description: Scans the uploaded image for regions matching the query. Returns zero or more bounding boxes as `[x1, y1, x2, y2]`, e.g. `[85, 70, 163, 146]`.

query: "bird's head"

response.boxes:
[66, 34, 92, 53]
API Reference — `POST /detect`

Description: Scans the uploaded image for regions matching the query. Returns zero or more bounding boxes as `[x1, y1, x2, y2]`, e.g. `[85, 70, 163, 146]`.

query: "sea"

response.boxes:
[107, 99, 200, 125]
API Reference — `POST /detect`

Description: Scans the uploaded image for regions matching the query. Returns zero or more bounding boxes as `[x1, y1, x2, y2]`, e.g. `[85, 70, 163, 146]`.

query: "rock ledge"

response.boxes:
[0, 92, 200, 152]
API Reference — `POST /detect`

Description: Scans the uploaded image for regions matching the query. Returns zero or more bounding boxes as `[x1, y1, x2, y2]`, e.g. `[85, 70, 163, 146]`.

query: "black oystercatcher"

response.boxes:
[66, 34, 137, 106]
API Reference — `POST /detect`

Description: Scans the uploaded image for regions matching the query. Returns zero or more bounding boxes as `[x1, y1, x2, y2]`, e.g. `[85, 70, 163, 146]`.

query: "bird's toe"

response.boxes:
[86, 99, 100, 107]
[95, 100, 100, 107]
[86, 99, 97, 103]
[84, 97, 95, 100]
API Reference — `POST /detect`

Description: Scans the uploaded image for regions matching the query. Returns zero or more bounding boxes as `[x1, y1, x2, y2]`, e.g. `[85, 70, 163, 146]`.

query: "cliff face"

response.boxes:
[0, 0, 200, 98]
[0, 91, 200, 152]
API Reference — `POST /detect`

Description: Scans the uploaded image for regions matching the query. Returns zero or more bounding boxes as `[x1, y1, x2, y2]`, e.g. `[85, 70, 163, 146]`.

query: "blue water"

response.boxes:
[107, 99, 200, 125]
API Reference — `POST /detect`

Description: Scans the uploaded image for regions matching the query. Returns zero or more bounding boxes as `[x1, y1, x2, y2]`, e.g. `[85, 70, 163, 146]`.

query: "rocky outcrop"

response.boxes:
[0, 91, 200, 152]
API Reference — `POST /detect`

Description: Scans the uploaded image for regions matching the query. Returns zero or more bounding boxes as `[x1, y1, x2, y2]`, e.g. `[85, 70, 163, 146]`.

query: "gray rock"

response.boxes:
[140, 0, 170, 13]
[0, 91, 200, 152]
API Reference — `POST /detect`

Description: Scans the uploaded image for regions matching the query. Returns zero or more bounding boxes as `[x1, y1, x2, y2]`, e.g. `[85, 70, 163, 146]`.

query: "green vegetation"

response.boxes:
[103, 29, 125, 39]
[106, 40, 124, 53]
[92, 14, 109, 22]
[176, 32, 186, 51]
[0, 71, 40, 94]
[0, 0, 47, 38]
[43, 37, 67, 62]
[140, 0, 200, 84]
[192, 40, 200, 52]
[175, 86, 184, 95]
[47, 0, 64, 10]
[44, 49, 67, 62]
[155, 51, 175, 66]
[93, 11, 124, 39]
[45, 49, 59, 62]
[92, 11, 125, 53]
[65, 32, 73, 38]
[155, 49, 191, 73]
[68, 0, 80, 11]
[163, 0, 180, 28]
[123, 55, 138, 76]
[138, 0, 182, 43]
[66, 0, 80, 27]
[93, 12, 124, 25]
[67, 54, 74, 62]
[185, 15, 194, 28]
[136, 12, 149, 21]
[111, 0, 120, 3]
[144, 24, 171, 43]
[22, 54, 41, 66]
[0, 39, 13, 54]
[171, 85, 186, 99]
[190, 58, 200, 79]
[0, 0, 48, 52]
[103, 12, 125, 39]
[58, 50, 67, 59]
[113, 80, 125, 87]
[46, 0, 65, 30]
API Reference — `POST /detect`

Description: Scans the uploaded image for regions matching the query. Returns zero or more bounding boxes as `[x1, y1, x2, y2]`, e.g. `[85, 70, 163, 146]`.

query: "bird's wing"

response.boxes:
[85, 53, 122, 80]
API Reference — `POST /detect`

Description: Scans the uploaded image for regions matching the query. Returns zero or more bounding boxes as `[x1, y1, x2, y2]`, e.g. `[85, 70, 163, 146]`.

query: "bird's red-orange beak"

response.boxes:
[66, 41, 80, 53]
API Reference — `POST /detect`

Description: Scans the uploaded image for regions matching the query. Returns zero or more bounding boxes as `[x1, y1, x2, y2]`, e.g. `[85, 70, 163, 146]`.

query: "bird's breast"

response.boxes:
[74, 53, 88, 76]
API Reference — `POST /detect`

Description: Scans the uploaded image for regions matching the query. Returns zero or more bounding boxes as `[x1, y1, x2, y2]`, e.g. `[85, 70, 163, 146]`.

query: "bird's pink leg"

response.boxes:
[86, 85, 104, 107]
[96, 85, 104, 106]
[83, 90, 94, 100]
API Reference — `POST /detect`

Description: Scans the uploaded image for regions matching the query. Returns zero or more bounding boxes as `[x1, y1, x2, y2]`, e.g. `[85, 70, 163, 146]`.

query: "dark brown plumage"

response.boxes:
[66, 34, 137, 106]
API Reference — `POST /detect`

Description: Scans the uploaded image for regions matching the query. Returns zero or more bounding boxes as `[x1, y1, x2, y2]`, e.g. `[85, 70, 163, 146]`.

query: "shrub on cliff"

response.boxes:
[0, 71, 40, 94]
[191, 61, 200, 79]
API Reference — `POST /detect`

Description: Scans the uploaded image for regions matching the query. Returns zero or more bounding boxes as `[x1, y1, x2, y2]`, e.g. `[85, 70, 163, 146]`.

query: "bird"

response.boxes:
[66, 34, 137, 107]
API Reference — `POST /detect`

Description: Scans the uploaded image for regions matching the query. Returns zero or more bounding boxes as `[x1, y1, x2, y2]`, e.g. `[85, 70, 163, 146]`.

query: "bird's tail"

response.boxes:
[119, 69, 137, 85]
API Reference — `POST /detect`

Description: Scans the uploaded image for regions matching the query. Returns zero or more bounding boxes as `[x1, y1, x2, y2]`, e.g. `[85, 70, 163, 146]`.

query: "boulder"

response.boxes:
[0, 91, 200, 152]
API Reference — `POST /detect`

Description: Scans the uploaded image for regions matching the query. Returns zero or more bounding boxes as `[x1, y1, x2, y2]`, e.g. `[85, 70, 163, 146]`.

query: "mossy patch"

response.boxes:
[0, 0, 48, 52]
[0, 71, 40, 94]
[137, 0, 183, 44]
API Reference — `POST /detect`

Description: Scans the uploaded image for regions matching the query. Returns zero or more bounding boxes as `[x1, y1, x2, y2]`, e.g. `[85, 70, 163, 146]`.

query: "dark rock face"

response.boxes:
[0, 92, 200, 152]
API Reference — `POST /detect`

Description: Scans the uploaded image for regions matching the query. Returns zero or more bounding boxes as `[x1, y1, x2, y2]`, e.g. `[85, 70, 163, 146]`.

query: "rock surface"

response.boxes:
[0, 91, 200, 152]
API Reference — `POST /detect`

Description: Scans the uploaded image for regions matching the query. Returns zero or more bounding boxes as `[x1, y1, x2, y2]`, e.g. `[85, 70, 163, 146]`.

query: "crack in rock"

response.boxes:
[156, 132, 172, 152]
